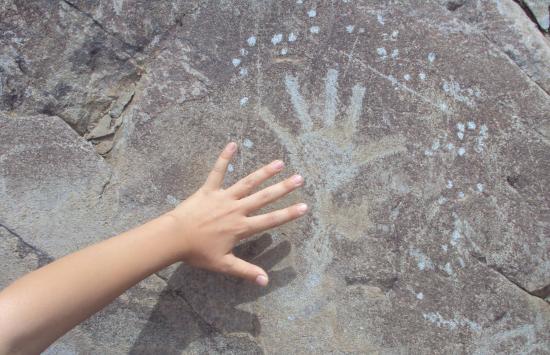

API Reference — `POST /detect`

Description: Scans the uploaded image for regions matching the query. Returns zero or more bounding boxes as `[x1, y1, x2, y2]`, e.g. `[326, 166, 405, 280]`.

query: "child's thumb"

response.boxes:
[222, 254, 269, 286]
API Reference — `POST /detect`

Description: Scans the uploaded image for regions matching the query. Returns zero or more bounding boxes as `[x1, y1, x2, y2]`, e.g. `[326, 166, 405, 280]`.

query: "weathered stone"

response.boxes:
[0, 0, 140, 134]
[524, 0, 550, 31]
[1, 0, 550, 353]
[62, 0, 201, 50]
[0, 113, 113, 256]
[439, 0, 550, 93]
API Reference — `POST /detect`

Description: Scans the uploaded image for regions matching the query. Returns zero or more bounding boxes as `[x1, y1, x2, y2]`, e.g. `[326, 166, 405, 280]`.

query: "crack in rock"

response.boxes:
[471, 252, 550, 304]
[513, 0, 550, 33]
[0, 223, 54, 267]
[480, 32, 550, 98]
[60, 0, 141, 54]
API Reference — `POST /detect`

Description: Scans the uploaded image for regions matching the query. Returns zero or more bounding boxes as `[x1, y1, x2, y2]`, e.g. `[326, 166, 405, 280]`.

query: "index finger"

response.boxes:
[203, 142, 237, 190]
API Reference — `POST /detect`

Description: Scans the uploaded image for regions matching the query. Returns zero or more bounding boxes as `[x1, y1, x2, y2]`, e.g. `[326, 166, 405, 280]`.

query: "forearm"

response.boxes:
[0, 143, 306, 354]
[0, 214, 182, 354]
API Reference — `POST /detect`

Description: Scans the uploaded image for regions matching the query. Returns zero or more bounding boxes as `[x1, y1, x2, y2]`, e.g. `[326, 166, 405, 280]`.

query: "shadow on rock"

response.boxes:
[130, 233, 296, 354]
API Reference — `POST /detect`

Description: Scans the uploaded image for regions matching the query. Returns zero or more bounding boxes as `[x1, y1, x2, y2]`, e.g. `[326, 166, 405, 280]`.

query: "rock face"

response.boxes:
[1, 0, 549, 353]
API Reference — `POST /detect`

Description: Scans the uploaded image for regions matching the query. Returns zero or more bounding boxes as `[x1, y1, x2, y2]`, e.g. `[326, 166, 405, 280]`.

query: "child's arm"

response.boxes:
[0, 142, 307, 355]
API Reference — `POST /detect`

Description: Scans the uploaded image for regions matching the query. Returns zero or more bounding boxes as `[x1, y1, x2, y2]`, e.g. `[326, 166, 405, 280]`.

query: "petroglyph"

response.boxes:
[260, 68, 407, 313]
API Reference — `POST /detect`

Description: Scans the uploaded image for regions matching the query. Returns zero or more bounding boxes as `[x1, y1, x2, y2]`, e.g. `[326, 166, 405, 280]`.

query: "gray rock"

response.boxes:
[0, 0, 140, 134]
[524, 0, 550, 31]
[1, 0, 549, 353]
[439, 0, 550, 94]
[0, 113, 113, 256]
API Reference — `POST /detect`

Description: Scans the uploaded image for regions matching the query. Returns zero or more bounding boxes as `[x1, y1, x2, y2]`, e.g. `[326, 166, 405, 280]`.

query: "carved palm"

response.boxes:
[259, 69, 406, 291]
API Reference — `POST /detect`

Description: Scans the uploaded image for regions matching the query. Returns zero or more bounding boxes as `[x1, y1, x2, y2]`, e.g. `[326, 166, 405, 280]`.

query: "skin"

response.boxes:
[0, 142, 307, 354]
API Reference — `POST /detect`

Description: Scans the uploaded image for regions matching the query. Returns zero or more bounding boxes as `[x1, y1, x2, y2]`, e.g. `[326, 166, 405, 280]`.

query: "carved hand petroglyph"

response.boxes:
[259, 68, 407, 294]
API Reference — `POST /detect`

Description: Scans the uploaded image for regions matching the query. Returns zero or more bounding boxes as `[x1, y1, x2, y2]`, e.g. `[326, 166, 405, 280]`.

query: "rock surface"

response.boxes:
[524, 0, 550, 31]
[1, 0, 549, 353]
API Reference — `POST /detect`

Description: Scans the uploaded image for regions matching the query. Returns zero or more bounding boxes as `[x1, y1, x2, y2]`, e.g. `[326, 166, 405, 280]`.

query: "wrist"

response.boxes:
[156, 212, 190, 262]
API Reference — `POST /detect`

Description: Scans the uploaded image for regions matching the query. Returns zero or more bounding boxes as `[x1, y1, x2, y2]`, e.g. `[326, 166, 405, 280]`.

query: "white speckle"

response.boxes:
[296, 0, 303, 3]
[247, 36, 257, 47]
[423, 312, 481, 333]
[288, 32, 298, 42]
[441, 244, 448, 252]
[346, 25, 355, 33]
[232, 58, 241, 67]
[287, 315, 296, 321]
[428, 52, 436, 63]
[476, 183, 484, 192]
[404, 73, 411, 81]
[377, 14, 385, 25]
[149, 35, 161, 47]
[437, 196, 447, 205]
[444, 262, 454, 275]
[239, 67, 248, 77]
[305, 273, 321, 288]
[309, 26, 320, 34]
[391, 30, 399, 38]
[431, 139, 440, 151]
[271, 33, 283, 45]
[447, 180, 453, 189]
[307, 9, 316, 17]
[451, 228, 461, 246]
[438, 102, 449, 112]
[456, 122, 465, 140]
[457, 191, 465, 199]
[458, 257, 465, 268]
[391, 48, 399, 59]
[457, 147, 465, 156]
[416, 292, 424, 300]
[443, 79, 477, 107]
[446, 142, 455, 151]
[239, 97, 249, 107]
[240, 48, 248, 56]
[358, 27, 365, 33]
[467, 121, 476, 130]
[166, 194, 180, 206]
[410, 248, 434, 271]
[424, 149, 434, 157]
[419, 72, 426, 81]
[227, 163, 234, 173]
[243, 138, 254, 148]
[475, 124, 488, 153]
[281, 48, 288, 55]
[376, 47, 387, 59]
[388, 75, 398, 86]
[113, 0, 124, 16]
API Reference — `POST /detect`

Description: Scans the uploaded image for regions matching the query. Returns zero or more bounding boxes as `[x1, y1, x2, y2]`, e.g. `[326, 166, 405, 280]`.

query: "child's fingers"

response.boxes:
[246, 203, 308, 235]
[221, 254, 269, 286]
[226, 160, 284, 198]
[203, 142, 237, 190]
[240, 174, 303, 213]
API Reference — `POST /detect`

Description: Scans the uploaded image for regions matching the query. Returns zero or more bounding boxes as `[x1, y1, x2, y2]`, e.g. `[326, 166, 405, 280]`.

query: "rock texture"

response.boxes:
[1, 0, 549, 353]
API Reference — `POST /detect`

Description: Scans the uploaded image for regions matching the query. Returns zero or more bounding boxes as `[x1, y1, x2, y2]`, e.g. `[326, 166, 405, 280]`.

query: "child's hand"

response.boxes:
[165, 142, 307, 286]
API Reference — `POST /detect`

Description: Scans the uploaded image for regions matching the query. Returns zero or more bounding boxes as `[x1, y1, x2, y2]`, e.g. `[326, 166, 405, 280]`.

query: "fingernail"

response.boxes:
[271, 160, 284, 171]
[297, 203, 308, 214]
[255, 274, 268, 287]
[227, 142, 237, 152]
[292, 174, 303, 186]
